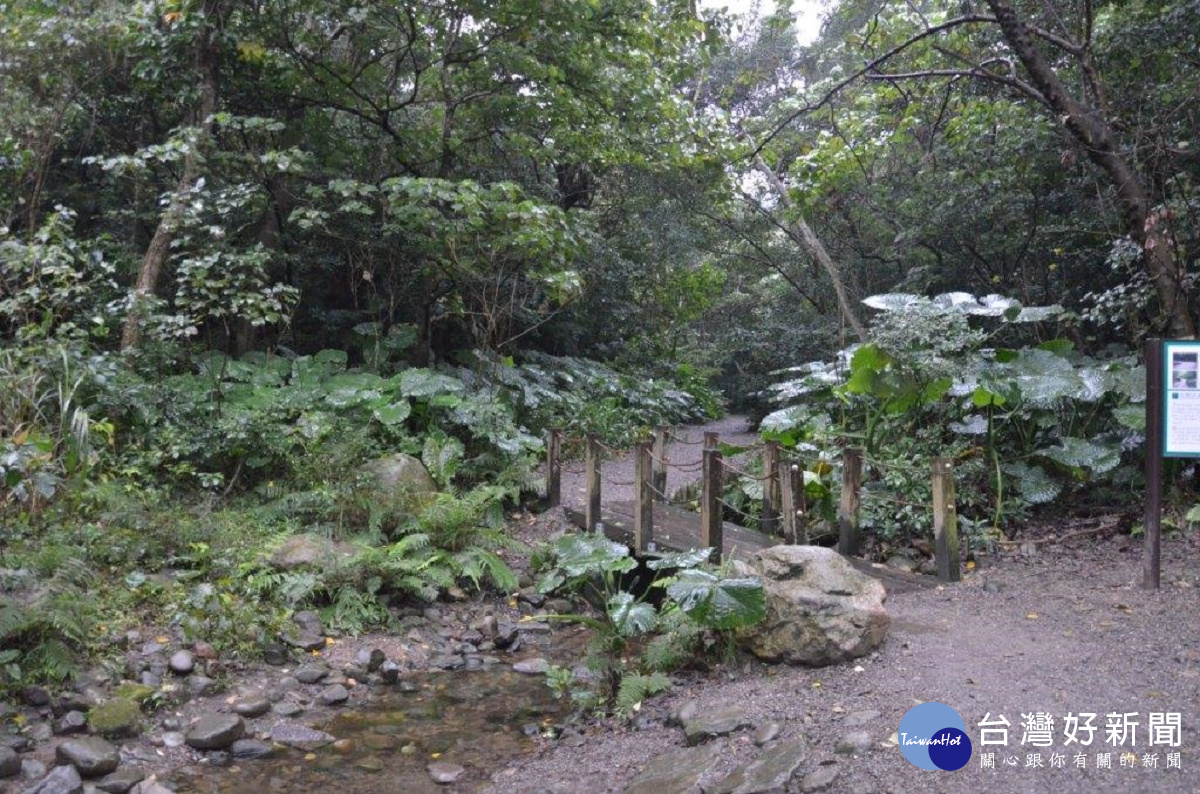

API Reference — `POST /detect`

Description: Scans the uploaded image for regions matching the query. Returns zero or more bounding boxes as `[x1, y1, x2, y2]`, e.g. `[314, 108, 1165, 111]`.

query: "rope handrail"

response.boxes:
[860, 491, 932, 511]
[719, 460, 776, 482]
[666, 432, 708, 446]
[647, 483, 695, 507]
[716, 497, 784, 525]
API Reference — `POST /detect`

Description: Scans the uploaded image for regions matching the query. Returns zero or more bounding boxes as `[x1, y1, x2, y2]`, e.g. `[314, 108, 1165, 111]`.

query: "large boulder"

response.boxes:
[361, 454, 438, 499]
[269, 535, 358, 571]
[735, 545, 888, 666]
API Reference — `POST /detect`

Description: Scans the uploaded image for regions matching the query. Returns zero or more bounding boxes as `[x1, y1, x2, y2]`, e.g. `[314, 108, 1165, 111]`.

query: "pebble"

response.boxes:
[754, 721, 782, 746]
[53, 711, 88, 736]
[356, 648, 387, 672]
[379, 661, 401, 684]
[0, 747, 19, 779]
[184, 714, 245, 750]
[800, 765, 840, 792]
[834, 730, 873, 755]
[512, 658, 550, 675]
[428, 761, 466, 784]
[317, 685, 349, 706]
[162, 732, 186, 748]
[230, 739, 275, 760]
[233, 697, 271, 718]
[263, 644, 289, 666]
[272, 702, 305, 718]
[295, 666, 329, 685]
[169, 650, 195, 675]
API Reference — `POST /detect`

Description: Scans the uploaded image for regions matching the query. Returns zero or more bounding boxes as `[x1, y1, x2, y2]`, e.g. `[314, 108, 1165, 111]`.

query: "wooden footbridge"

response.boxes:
[544, 428, 954, 592]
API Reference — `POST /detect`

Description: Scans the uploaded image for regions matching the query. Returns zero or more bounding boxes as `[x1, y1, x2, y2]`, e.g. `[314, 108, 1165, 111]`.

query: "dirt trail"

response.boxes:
[556, 415, 760, 511]
[500, 419, 1200, 794]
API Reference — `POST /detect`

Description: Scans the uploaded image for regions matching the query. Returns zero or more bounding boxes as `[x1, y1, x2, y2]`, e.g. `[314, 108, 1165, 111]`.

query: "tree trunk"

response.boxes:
[752, 154, 869, 342]
[985, 0, 1195, 338]
[120, 0, 222, 351]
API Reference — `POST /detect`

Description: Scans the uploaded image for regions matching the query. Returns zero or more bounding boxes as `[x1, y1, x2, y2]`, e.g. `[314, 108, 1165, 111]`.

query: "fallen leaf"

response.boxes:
[812, 680, 822, 688]
[1025, 612, 1039, 620]
[1115, 604, 1133, 614]
[884, 731, 899, 746]
[304, 753, 316, 761]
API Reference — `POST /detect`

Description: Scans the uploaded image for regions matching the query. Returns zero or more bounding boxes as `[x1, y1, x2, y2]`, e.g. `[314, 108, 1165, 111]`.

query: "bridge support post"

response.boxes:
[585, 433, 601, 532]
[634, 441, 654, 553]
[838, 448, 862, 556]
[545, 428, 562, 508]
[652, 426, 669, 504]
[761, 441, 780, 535]
[779, 460, 805, 545]
[701, 447, 724, 563]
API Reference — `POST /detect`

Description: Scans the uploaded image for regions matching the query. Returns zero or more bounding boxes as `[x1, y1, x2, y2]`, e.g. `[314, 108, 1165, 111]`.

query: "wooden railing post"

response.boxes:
[701, 447, 724, 563]
[838, 448, 863, 556]
[585, 433, 601, 533]
[634, 441, 654, 553]
[652, 426, 669, 504]
[545, 428, 562, 508]
[933, 457, 960, 583]
[779, 460, 804, 545]
[703, 431, 719, 450]
[761, 440, 780, 535]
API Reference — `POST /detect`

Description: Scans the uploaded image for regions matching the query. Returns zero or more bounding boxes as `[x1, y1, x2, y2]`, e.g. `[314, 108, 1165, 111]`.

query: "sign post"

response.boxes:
[1145, 338, 1163, 590]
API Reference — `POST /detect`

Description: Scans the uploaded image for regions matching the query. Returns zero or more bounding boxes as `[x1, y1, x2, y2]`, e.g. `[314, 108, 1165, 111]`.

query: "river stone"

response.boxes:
[834, 730, 872, 755]
[512, 658, 550, 675]
[799, 765, 839, 792]
[113, 683, 156, 704]
[355, 647, 387, 672]
[844, 709, 881, 727]
[20, 759, 46, 780]
[272, 701, 304, 718]
[735, 545, 889, 666]
[682, 705, 756, 745]
[233, 697, 271, 718]
[262, 643, 289, 666]
[270, 535, 358, 571]
[168, 650, 194, 675]
[96, 768, 146, 794]
[362, 454, 438, 501]
[295, 665, 329, 685]
[184, 714, 245, 750]
[129, 780, 173, 794]
[270, 722, 334, 751]
[23, 764, 83, 794]
[379, 661, 401, 684]
[708, 738, 809, 794]
[427, 761, 465, 784]
[55, 736, 119, 778]
[754, 722, 783, 746]
[624, 745, 723, 794]
[0, 747, 19, 778]
[87, 698, 141, 739]
[230, 739, 275, 760]
[53, 710, 88, 736]
[317, 684, 349, 705]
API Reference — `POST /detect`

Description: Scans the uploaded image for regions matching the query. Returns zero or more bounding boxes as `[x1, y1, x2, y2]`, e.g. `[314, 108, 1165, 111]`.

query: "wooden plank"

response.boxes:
[585, 433, 601, 532]
[779, 459, 798, 544]
[701, 447, 724, 563]
[838, 448, 862, 556]
[932, 457, 960, 583]
[634, 441, 653, 553]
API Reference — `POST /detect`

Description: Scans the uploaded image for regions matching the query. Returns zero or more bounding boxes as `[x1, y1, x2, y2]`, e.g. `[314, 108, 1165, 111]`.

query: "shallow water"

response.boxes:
[173, 653, 581, 792]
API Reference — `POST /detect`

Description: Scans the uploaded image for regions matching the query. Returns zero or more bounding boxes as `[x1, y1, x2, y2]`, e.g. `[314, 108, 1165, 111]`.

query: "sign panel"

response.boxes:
[1163, 340, 1200, 457]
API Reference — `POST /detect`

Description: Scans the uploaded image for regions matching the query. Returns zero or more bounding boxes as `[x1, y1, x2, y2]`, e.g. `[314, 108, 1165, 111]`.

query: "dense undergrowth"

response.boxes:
[0, 334, 721, 695]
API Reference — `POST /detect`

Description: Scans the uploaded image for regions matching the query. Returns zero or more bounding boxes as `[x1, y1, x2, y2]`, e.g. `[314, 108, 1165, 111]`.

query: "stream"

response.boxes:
[166, 628, 590, 793]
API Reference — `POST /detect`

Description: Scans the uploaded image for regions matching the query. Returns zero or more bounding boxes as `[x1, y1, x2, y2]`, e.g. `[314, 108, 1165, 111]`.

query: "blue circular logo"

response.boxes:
[898, 702, 972, 771]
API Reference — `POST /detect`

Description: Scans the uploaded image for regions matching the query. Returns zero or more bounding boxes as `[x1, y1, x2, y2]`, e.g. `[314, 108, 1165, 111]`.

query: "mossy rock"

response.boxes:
[89, 698, 143, 738]
[113, 683, 156, 705]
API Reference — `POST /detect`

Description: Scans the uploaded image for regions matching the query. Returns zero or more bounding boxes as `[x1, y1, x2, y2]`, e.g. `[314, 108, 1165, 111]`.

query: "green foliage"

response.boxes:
[762, 292, 1143, 546]
[535, 533, 762, 714]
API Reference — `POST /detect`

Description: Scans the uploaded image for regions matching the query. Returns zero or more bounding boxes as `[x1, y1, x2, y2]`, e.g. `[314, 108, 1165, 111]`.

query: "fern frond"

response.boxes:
[615, 672, 671, 716]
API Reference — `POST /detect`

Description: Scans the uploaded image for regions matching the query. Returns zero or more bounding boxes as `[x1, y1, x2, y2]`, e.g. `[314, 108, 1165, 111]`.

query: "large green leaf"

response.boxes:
[371, 400, 411, 426]
[646, 548, 712, 571]
[607, 592, 658, 636]
[397, 369, 465, 399]
[1039, 438, 1121, 475]
[666, 570, 764, 630]
[552, 532, 636, 578]
[1003, 462, 1061, 504]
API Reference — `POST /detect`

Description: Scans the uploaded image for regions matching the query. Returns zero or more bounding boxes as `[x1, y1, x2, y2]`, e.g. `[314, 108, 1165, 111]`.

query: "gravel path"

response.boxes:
[491, 520, 1200, 794]
[556, 415, 760, 510]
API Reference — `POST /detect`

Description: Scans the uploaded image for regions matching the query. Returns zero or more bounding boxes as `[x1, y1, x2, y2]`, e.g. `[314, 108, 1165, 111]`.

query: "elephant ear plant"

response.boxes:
[534, 532, 764, 716]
